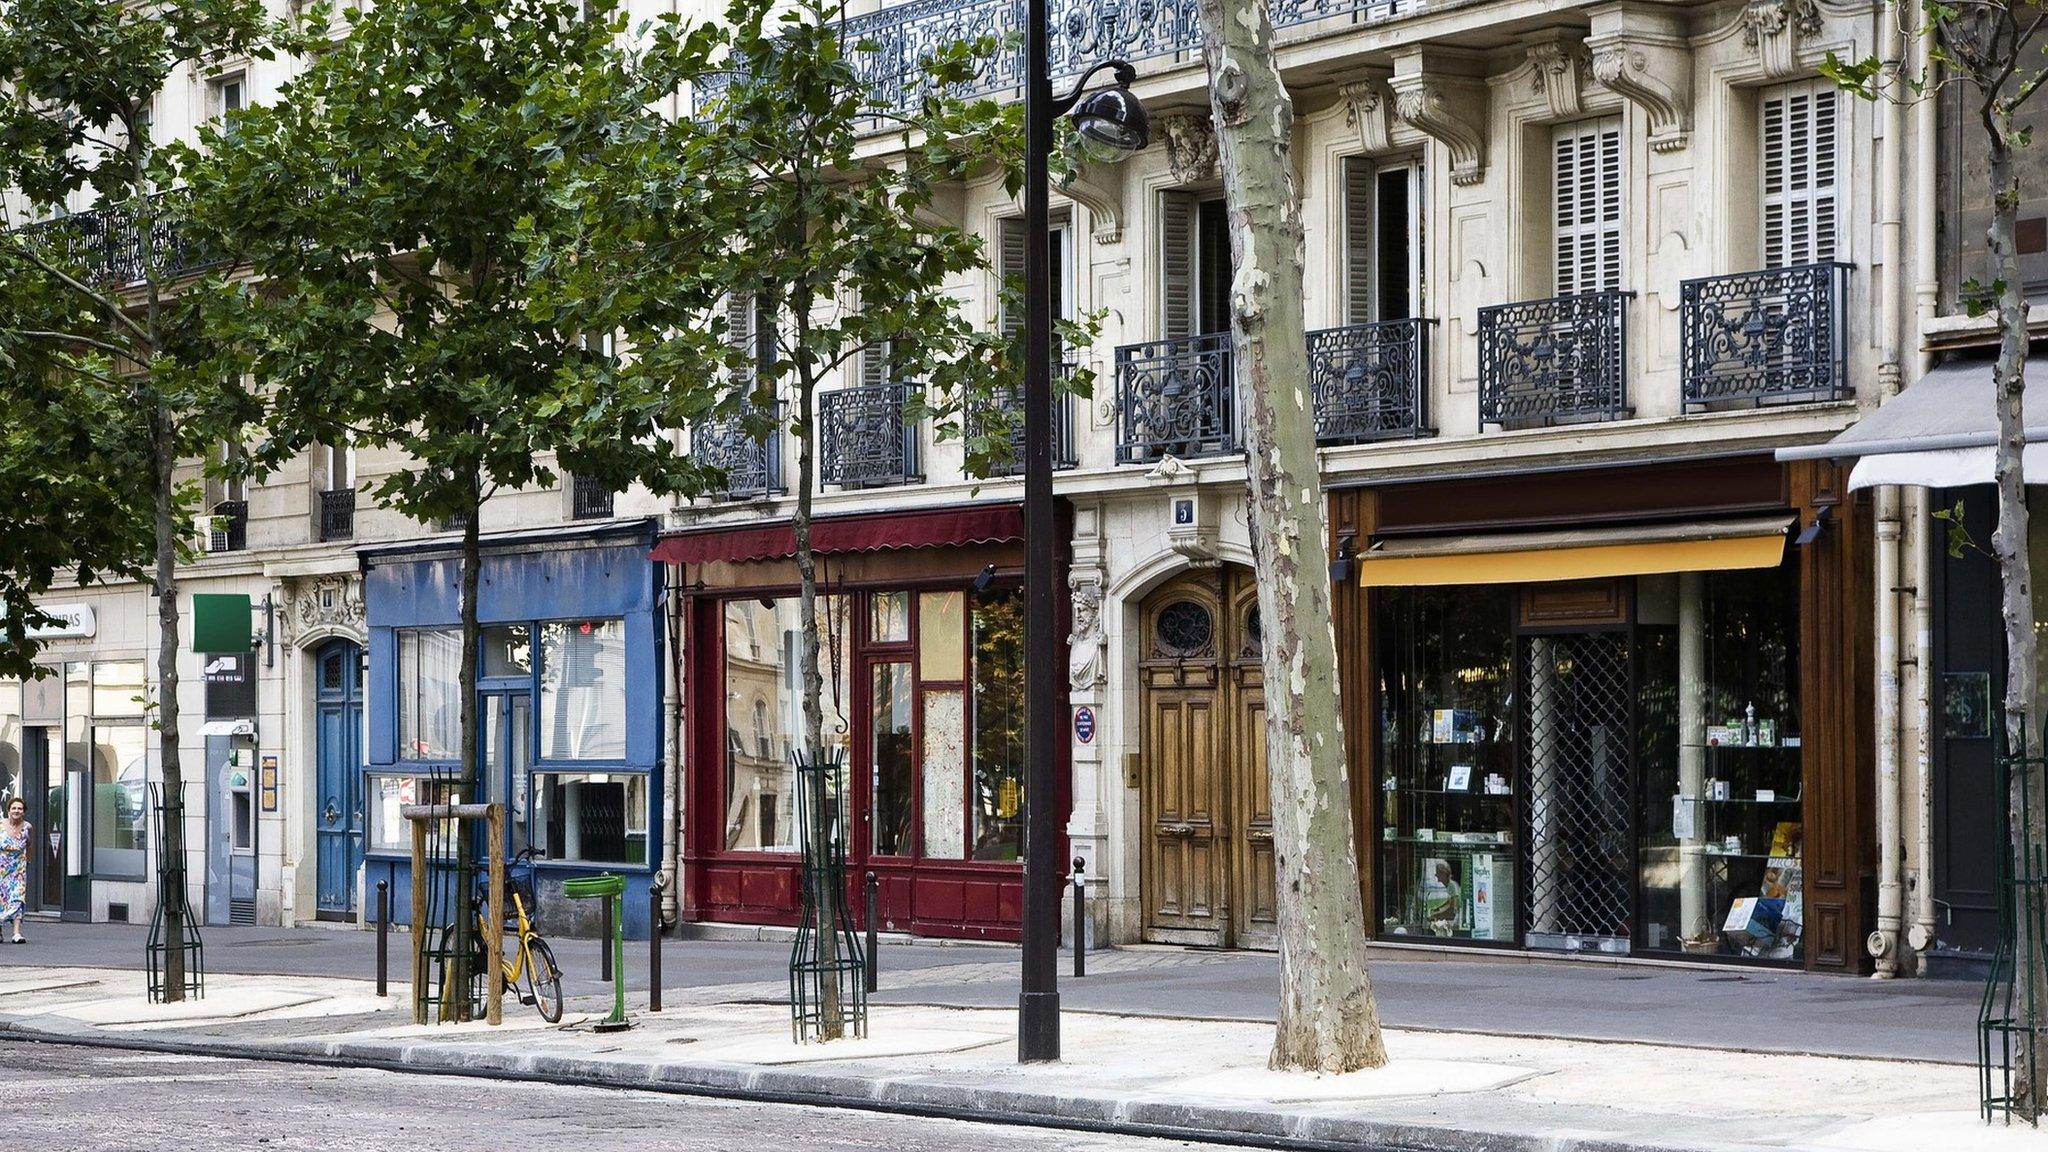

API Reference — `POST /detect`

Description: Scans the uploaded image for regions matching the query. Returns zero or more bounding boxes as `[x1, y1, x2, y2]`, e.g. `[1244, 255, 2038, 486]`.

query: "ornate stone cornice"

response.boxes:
[1157, 113, 1219, 185]
[1741, 0, 1822, 79]
[1388, 73, 1488, 186]
[280, 574, 364, 646]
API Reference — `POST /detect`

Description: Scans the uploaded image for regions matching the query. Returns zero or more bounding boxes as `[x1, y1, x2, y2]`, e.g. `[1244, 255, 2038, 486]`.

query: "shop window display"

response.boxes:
[533, 771, 648, 864]
[1376, 587, 1517, 942]
[397, 629, 461, 761]
[720, 597, 851, 852]
[971, 590, 1026, 861]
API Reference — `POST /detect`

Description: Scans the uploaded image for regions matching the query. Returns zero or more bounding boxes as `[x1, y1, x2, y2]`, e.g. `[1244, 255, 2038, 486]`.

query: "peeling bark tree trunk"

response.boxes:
[1195, 0, 1387, 1073]
[1985, 106, 2048, 1119]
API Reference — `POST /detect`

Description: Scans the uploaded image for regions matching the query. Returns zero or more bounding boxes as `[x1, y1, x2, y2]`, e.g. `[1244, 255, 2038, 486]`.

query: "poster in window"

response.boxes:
[1943, 672, 1991, 740]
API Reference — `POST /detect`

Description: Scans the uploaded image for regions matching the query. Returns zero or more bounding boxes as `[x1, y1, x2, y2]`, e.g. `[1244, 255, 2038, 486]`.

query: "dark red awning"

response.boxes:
[651, 504, 1024, 566]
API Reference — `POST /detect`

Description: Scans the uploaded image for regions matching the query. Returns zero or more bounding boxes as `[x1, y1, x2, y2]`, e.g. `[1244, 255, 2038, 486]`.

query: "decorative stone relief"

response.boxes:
[1388, 73, 1488, 187]
[281, 574, 364, 645]
[1741, 0, 1822, 80]
[1339, 75, 1395, 154]
[1068, 572, 1105, 692]
[1060, 167, 1126, 245]
[1525, 35, 1589, 121]
[1158, 113, 1219, 185]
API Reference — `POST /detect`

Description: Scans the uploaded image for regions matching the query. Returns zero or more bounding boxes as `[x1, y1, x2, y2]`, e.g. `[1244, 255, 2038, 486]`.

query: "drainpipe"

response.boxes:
[661, 570, 684, 929]
[1909, 3, 1943, 972]
[1867, 3, 1910, 977]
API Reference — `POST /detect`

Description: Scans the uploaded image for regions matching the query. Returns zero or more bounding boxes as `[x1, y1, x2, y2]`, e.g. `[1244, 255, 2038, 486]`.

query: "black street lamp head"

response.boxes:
[1070, 83, 1148, 164]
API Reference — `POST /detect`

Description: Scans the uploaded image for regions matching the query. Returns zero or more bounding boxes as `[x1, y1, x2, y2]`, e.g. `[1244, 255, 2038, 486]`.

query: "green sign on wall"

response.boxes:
[191, 594, 253, 654]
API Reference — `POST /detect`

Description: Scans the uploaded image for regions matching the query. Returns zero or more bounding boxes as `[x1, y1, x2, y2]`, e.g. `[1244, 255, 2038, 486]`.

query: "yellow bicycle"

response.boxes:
[437, 848, 564, 1023]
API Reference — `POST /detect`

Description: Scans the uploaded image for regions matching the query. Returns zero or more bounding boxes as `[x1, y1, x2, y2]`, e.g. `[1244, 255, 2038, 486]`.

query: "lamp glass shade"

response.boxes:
[1070, 86, 1148, 163]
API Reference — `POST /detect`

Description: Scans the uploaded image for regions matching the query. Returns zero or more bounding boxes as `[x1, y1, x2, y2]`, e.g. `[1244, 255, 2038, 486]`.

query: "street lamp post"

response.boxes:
[1019, 12, 1147, 1064]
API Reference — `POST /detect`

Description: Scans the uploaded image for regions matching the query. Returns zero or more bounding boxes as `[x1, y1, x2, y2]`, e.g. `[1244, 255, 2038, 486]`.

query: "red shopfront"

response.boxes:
[659, 502, 1070, 941]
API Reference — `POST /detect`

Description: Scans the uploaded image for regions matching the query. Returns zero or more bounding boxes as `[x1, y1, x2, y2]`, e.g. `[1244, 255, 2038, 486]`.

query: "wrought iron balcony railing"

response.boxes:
[570, 475, 615, 520]
[821, 383, 923, 488]
[1680, 262, 1851, 412]
[1116, 332, 1235, 464]
[970, 364, 1080, 476]
[691, 408, 785, 500]
[10, 193, 215, 287]
[697, 0, 1406, 122]
[319, 488, 356, 542]
[208, 500, 248, 553]
[1308, 318, 1434, 445]
[1477, 290, 1633, 430]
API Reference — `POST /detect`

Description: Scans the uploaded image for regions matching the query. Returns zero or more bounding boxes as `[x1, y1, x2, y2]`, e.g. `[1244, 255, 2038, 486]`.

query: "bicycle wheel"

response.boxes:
[526, 936, 564, 1024]
[433, 923, 488, 1018]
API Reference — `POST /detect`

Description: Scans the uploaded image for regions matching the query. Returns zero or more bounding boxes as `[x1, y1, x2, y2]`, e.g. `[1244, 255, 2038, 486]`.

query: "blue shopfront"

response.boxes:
[361, 523, 664, 938]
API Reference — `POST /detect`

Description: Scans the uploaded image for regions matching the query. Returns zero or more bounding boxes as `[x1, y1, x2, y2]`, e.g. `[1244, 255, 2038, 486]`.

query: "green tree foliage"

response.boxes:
[0, 0, 300, 999]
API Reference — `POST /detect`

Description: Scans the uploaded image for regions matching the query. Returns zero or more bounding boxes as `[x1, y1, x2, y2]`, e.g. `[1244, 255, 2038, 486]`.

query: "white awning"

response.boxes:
[199, 719, 255, 737]
[1778, 357, 2048, 489]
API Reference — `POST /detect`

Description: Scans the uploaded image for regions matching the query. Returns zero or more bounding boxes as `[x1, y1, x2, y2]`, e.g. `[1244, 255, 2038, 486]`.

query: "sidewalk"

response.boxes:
[0, 961, 2023, 1152]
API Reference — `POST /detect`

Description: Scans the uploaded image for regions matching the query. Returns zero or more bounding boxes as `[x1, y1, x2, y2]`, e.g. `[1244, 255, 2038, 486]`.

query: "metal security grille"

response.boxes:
[1521, 632, 1634, 953]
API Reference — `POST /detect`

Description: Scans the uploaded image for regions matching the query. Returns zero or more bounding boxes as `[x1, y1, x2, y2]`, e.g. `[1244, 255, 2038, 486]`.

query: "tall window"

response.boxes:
[325, 440, 355, 492]
[1344, 156, 1422, 323]
[86, 661, 148, 877]
[1553, 118, 1623, 295]
[1161, 192, 1233, 337]
[1761, 81, 1839, 268]
[538, 619, 627, 761]
[721, 597, 851, 852]
[396, 629, 461, 761]
[211, 74, 245, 120]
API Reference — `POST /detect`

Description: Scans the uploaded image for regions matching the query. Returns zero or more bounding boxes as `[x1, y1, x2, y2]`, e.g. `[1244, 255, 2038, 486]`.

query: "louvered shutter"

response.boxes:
[999, 217, 1029, 337]
[1762, 81, 1838, 268]
[1161, 190, 1196, 339]
[861, 340, 892, 387]
[727, 292, 756, 394]
[1553, 118, 1623, 295]
[1344, 156, 1375, 325]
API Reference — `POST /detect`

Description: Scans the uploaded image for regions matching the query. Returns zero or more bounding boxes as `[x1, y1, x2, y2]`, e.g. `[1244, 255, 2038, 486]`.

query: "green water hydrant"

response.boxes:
[562, 873, 630, 1032]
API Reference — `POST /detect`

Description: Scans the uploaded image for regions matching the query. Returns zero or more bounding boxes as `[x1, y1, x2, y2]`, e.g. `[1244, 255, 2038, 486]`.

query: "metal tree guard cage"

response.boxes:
[1981, 724, 2048, 1125]
[788, 749, 867, 1042]
[409, 768, 489, 1025]
[145, 784, 204, 1003]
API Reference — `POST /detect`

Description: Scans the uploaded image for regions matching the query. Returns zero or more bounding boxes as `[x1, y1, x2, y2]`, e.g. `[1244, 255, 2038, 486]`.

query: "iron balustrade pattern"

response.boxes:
[821, 383, 923, 488]
[11, 194, 214, 286]
[319, 488, 356, 542]
[971, 364, 1080, 476]
[1308, 318, 1434, 444]
[1680, 262, 1851, 411]
[209, 501, 248, 553]
[698, 0, 1404, 121]
[1116, 332, 1235, 464]
[691, 408, 785, 499]
[570, 475, 616, 520]
[1478, 290, 1632, 430]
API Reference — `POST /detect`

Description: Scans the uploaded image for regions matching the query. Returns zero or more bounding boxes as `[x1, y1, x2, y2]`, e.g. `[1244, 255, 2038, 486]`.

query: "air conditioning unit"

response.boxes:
[193, 513, 226, 553]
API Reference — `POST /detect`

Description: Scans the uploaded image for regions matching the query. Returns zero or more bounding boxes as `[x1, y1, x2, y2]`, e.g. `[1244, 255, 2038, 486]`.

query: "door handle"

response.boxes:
[323, 801, 340, 826]
[1157, 821, 1199, 839]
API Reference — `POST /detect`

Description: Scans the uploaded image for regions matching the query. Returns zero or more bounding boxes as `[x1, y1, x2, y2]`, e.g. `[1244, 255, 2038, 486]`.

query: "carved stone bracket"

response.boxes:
[1741, 0, 1822, 79]
[1060, 166, 1126, 245]
[1387, 64, 1488, 187]
[1586, 5, 1694, 152]
[1157, 113, 1219, 185]
[1525, 32, 1590, 121]
[1339, 73, 1396, 154]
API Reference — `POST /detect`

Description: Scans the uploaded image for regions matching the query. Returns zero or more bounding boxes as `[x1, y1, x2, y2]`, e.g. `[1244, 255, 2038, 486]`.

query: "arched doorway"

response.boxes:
[313, 639, 365, 918]
[1139, 568, 1276, 949]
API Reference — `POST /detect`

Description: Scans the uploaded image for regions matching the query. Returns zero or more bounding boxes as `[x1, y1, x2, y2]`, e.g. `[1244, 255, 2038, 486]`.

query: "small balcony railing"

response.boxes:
[1478, 290, 1632, 430]
[971, 364, 1079, 477]
[821, 383, 922, 488]
[319, 488, 356, 542]
[1680, 262, 1852, 412]
[1116, 332, 1235, 464]
[1309, 318, 1434, 445]
[570, 475, 615, 520]
[691, 408, 785, 500]
[12, 193, 215, 287]
[208, 500, 248, 553]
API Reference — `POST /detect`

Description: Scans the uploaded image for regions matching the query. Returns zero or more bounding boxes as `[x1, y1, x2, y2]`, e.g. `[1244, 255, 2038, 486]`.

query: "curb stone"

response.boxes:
[0, 1015, 1765, 1152]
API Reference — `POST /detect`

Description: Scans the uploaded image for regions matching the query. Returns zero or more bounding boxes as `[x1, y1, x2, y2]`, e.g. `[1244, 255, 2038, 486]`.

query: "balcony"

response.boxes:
[207, 501, 248, 553]
[691, 409, 785, 499]
[570, 475, 615, 520]
[697, 0, 1405, 123]
[1680, 263, 1851, 412]
[1478, 290, 1632, 430]
[12, 193, 214, 287]
[319, 488, 356, 542]
[1308, 318, 1434, 445]
[820, 383, 923, 488]
[971, 366, 1079, 477]
[1116, 332, 1235, 464]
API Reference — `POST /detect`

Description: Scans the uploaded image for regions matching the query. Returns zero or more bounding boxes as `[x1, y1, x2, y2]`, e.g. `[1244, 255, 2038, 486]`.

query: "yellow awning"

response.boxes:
[1358, 515, 1795, 587]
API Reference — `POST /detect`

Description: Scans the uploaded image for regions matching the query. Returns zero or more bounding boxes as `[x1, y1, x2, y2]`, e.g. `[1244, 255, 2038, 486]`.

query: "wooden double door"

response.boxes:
[1140, 568, 1277, 949]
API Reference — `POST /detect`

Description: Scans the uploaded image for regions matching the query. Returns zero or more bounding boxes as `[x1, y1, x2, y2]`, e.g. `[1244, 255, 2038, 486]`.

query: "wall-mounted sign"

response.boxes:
[24, 603, 96, 640]
[1074, 705, 1096, 744]
[259, 753, 279, 813]
[1943, 672, 1992, 740]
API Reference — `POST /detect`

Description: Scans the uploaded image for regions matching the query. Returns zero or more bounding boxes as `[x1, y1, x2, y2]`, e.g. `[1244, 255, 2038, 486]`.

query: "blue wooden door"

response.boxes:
[315, 640, 365, 916]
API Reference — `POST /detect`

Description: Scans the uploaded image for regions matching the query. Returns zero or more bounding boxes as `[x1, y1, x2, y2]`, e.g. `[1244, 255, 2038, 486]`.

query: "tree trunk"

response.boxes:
[1986, 110, 2048, 1119]
[152, 402, 187, 1002]
[454, 471, 484, 1022]
[1195, 0, 1387, 1073]
[790, 292, 845, 1040]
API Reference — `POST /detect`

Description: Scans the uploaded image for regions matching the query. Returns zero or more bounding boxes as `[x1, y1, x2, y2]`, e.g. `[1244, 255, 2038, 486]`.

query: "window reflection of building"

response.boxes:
[722, 597, 850, 852]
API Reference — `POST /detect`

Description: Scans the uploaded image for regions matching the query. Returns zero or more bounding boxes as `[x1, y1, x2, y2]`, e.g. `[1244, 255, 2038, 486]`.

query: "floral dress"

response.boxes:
[0, 821, 27, 923]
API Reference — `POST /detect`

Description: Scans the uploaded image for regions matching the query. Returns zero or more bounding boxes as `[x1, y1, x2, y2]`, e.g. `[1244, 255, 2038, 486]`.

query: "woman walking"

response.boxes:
[1, 795, 30, 943]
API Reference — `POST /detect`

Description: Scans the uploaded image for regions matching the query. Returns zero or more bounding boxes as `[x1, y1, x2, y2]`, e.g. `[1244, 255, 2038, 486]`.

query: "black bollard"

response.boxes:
[600, 895, 614, 983]
[376, 879, 390, 998]
[1071, 857, 1086, 979]
[864, 870, 879, 993]
[648, 881, 663, 1013]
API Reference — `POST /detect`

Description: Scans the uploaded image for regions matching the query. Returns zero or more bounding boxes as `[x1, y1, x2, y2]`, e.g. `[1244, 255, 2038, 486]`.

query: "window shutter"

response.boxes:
[727, 292, 756, 394]
[1161, 190, 1196, 339]
[1553, 118, 1623, 295]
[999, 217, 1029, 337]
[1344, 156, 1375, 325]
[1762, 81, 1838, 268]
[861, 340, 892, 387]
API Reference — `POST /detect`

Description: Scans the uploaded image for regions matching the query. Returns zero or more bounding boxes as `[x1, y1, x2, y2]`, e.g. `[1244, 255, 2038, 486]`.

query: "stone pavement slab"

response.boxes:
[0, 964, 2011, 1152]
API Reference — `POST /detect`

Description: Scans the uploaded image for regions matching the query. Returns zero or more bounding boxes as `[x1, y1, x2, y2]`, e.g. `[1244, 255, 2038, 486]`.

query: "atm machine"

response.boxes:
[203, 723, 259, 926]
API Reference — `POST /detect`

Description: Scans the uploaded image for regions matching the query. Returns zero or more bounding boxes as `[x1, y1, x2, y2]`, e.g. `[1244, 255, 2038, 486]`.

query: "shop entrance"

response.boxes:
[1519, 629, 1636, 954]
[1139, 568, 1276, 950]
[314, 639, 365, 918]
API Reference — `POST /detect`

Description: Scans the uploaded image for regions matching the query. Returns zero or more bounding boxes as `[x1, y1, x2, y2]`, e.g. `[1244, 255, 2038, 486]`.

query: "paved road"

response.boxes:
[0, 1040, 1253, 1152]
[3, 919, 1985, 1062]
